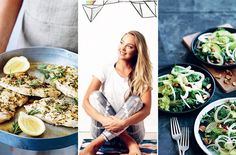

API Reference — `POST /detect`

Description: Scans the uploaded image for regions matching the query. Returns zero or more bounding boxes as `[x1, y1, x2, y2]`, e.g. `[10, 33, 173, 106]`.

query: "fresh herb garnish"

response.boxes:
[27, 109, 40, 115]
[11, 121, 22, 135]
[29, 79, 41, 88]
[74, 98, 78, 105]
[16, 79, 23, 85]
[38, 64, 66, 80]
[55, 103, 69, 112]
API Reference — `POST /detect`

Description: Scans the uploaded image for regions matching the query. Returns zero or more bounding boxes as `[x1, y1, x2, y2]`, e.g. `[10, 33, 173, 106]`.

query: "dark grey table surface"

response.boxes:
[158, 0, 236, 154]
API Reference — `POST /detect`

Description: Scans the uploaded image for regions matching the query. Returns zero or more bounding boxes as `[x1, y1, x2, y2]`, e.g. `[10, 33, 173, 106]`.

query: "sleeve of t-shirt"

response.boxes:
[92, 65, 106, 83]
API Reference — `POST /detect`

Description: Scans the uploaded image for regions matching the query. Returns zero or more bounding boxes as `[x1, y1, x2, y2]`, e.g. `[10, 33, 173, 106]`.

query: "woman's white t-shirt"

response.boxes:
[93, 64, 130, 112]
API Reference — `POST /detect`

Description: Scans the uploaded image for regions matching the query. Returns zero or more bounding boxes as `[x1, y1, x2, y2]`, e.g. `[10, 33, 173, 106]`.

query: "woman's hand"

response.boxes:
[100, 116, 114, 126]
[103, 116, 126, 133]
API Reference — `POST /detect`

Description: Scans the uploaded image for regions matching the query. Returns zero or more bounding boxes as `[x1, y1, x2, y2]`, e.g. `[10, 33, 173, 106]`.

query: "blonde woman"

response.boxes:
[81, 31, 152, 155]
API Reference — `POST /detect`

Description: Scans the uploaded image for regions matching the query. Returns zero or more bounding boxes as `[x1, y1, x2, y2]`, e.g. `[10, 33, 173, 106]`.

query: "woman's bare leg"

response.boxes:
[119, 132, 141, 155]
[79, 135, 106, 155]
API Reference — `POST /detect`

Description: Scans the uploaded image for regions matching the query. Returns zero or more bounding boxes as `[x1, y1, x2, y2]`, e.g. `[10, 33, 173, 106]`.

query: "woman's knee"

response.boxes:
[89, 91, 106, 108]
[89, 91, 103, 101]
[125, 96, 143, 111]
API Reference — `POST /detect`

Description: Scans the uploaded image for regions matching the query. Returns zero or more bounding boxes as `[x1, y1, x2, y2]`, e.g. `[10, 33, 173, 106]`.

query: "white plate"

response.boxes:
[194, 97, 236, 155]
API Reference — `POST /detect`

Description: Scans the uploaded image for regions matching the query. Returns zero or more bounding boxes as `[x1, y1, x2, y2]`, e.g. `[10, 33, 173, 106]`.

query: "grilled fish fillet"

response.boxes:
[0, 86, 28, 123]
[0, 73, 61, 98]
[24, 96, 78, 128]
[38, 64, 78, 98]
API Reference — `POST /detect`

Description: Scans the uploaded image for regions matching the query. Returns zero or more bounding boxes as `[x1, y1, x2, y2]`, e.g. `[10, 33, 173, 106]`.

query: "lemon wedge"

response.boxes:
[86, 0, 96, 5]
[18, 112, 45, 137]
[3, 56, 30, 74]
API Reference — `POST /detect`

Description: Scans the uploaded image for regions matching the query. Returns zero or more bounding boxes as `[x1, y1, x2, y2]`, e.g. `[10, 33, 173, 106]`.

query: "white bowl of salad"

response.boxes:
[192, 27, 236, 68]
[194, 98, 236, 155]
[158, 64, 215, 113]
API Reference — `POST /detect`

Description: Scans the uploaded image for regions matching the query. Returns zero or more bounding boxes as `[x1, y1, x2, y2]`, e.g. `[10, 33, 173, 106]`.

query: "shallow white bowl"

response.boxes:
[194, 97, 236, 155]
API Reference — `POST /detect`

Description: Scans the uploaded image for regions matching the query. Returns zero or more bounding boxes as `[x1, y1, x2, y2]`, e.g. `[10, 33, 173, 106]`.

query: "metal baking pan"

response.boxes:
[0, 47, 78, 151]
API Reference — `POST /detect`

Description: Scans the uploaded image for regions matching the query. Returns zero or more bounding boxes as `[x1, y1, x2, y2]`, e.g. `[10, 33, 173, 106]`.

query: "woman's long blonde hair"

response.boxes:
[124, 31, 152, 98]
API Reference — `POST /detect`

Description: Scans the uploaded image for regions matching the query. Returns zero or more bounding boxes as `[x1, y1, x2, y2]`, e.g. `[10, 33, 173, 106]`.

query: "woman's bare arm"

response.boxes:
[0, 0, 22, 53]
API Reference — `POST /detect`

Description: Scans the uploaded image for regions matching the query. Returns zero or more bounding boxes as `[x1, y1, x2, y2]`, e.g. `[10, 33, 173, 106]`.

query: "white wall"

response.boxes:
[78, 1, 157, 132]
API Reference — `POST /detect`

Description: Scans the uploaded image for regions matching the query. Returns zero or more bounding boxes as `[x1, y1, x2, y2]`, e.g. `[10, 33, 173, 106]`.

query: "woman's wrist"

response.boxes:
[122, 119, 129, 128]
[98, 115, 107, 125]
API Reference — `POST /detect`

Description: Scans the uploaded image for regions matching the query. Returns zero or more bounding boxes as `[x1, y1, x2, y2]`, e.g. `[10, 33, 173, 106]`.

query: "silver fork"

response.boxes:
[179, 127, 189, 155]
[170, 117, 182, 155]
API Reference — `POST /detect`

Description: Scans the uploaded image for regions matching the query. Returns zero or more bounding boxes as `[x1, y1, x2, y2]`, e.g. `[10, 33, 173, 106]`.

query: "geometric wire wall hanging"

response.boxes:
[82, 0, 157, 22]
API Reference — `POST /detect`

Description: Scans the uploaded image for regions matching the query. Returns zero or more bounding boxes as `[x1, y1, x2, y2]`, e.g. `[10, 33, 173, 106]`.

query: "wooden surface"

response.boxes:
[182, 24, 236, 93]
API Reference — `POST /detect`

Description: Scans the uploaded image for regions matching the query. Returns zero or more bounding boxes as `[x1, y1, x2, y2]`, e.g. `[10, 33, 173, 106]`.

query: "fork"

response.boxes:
[179, 127, 189, 155]
[170, 117, 182, 155]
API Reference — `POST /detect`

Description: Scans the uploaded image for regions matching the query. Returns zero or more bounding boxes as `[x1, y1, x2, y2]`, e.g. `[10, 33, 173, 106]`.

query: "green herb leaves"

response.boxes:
[29, 79, 42, 88]
[27, 109, 41, 115]
[38, 64, 66, 80]
[10, 121, 22, 135]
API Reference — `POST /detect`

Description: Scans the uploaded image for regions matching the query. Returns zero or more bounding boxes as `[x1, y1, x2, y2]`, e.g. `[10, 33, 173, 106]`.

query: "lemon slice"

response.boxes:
[86, 0, 96, 5]
[3, 56, 30, 74]
[18, 112, 45, 137]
